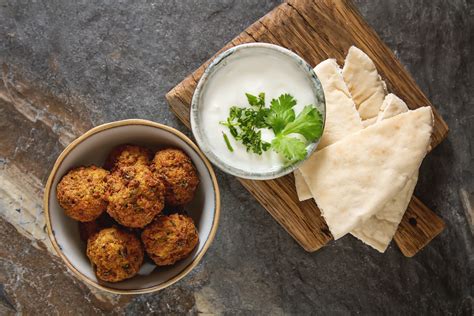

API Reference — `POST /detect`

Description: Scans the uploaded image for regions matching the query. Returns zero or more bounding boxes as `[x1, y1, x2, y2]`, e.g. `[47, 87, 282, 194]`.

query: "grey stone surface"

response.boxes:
[0, 0, 472, 314]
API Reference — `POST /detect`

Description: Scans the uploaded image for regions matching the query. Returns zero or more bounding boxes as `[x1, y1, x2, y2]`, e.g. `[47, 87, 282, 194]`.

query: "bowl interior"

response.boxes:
[46, 122, 218, 292]
[191, 43, 326, 180]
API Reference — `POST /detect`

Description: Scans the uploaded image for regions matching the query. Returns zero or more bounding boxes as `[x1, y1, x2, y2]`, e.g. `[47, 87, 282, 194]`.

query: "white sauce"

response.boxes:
[199, 48, 317, 173]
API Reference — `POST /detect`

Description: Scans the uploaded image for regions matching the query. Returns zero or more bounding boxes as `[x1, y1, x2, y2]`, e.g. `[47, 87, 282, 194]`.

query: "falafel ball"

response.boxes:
[56, 166, 109, 222]
[152, 149, 199, 206]
[105, 164, 165, 228]
[87, 227, 144, 282]
[141, 214, 199, 266]
[104, 144, 151, 171]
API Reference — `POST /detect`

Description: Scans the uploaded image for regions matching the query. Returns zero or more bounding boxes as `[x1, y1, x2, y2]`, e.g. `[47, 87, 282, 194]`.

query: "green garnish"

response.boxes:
[271, 135, 307, 163]
[222, 132, 234, 152]
[220, 92, 323, 164]
[265, 93, 297, 135]
[245, 92, 265, 108]
[279, 105, 324, 141]
[219, 93, 270, 154]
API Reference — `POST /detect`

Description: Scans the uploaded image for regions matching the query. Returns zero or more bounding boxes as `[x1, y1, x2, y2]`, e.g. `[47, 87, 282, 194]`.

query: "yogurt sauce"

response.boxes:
[198, 47, 318, 173]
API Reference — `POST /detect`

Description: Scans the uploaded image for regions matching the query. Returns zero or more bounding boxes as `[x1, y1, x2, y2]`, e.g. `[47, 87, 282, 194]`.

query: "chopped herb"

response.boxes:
[219, 93, 270, 154]
[222, 132, 234, 152]
[220, 92, 323, 164]
[245, 92, 265, 108]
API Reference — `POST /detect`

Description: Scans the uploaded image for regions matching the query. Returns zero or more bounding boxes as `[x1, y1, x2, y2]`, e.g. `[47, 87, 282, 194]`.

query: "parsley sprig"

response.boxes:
[220, 92, 323, 164]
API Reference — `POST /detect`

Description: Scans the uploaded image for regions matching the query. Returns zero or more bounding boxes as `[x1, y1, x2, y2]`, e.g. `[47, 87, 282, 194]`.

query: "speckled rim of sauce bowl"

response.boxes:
[190, 43, 326, 180]
[43, 119, 221, 295]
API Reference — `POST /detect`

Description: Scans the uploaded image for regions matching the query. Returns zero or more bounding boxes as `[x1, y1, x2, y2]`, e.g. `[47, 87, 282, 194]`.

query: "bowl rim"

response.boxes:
[190, 42, 326, 180]
[43, 119, 221, 295]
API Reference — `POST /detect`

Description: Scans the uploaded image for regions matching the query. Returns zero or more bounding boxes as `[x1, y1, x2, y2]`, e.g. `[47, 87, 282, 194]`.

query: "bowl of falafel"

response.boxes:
[44, 119, 220, 294]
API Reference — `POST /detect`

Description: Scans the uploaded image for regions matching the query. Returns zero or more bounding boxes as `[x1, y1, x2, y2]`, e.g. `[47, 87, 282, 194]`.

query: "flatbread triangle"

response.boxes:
[351, 93, 415, 252]
[295, 59, 362, 201]
[299, 107, 433, 239]
[342, 46, 387, 120]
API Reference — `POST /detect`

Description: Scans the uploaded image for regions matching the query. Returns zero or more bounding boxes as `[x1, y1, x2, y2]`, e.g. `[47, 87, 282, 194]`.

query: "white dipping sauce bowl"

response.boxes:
[191, 43, 326, 180]
[44, 119, 220, 294]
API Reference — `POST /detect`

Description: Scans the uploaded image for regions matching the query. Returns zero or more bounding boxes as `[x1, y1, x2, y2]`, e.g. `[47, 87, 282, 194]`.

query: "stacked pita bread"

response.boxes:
[294, 46, 434, 252]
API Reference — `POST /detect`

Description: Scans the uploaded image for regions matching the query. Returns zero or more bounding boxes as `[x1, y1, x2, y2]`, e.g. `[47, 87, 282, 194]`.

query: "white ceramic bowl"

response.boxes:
[44, 119, 220, 294]
[191, 43, 326, 180]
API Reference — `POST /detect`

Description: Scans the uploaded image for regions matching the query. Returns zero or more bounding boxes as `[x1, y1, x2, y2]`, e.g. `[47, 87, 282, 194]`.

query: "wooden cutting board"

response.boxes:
[166, 0, 447, 256]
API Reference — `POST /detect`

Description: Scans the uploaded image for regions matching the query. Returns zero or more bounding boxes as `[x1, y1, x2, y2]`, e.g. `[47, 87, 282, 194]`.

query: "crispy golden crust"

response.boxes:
[104, 145, 151, 171]
[87, 227, 144, 282]
[152, 149, 199, 206]
[141, 214, 199, 266]
[105, 164, 165, 228]
[56, 166, 109, 222]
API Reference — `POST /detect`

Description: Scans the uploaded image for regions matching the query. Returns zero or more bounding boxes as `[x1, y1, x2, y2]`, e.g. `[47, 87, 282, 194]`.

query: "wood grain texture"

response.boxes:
[166, 0, 447, 254]
[394, 196, 446, 257]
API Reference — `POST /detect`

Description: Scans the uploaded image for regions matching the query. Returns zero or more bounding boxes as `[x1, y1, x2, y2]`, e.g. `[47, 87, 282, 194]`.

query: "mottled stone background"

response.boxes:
[0, 0, 472, 314]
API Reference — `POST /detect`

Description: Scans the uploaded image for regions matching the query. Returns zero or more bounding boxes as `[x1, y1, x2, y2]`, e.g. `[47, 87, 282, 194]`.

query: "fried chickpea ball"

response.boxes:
[104, 144, 151, 171]
[56, 166, 109, 222]
[105, 164, 165, 228]
[141, 214, 199, 266]
[86, 227, 144, 282]
[152, 149, 199, 206]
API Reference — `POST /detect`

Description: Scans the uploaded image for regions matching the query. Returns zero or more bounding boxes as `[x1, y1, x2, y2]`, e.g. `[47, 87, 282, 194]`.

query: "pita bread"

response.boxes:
[314, 59, 363, 148]
[362, 117, 377, 127]
[295, 59, 363, 201]
[351, 94, 416, 252]
[351, 173, 418, 252]
[299, 107, 433, 239]
[376, 93, 409, 122]
[294, 169, 312, 200]
[342, 46, 387, 120]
